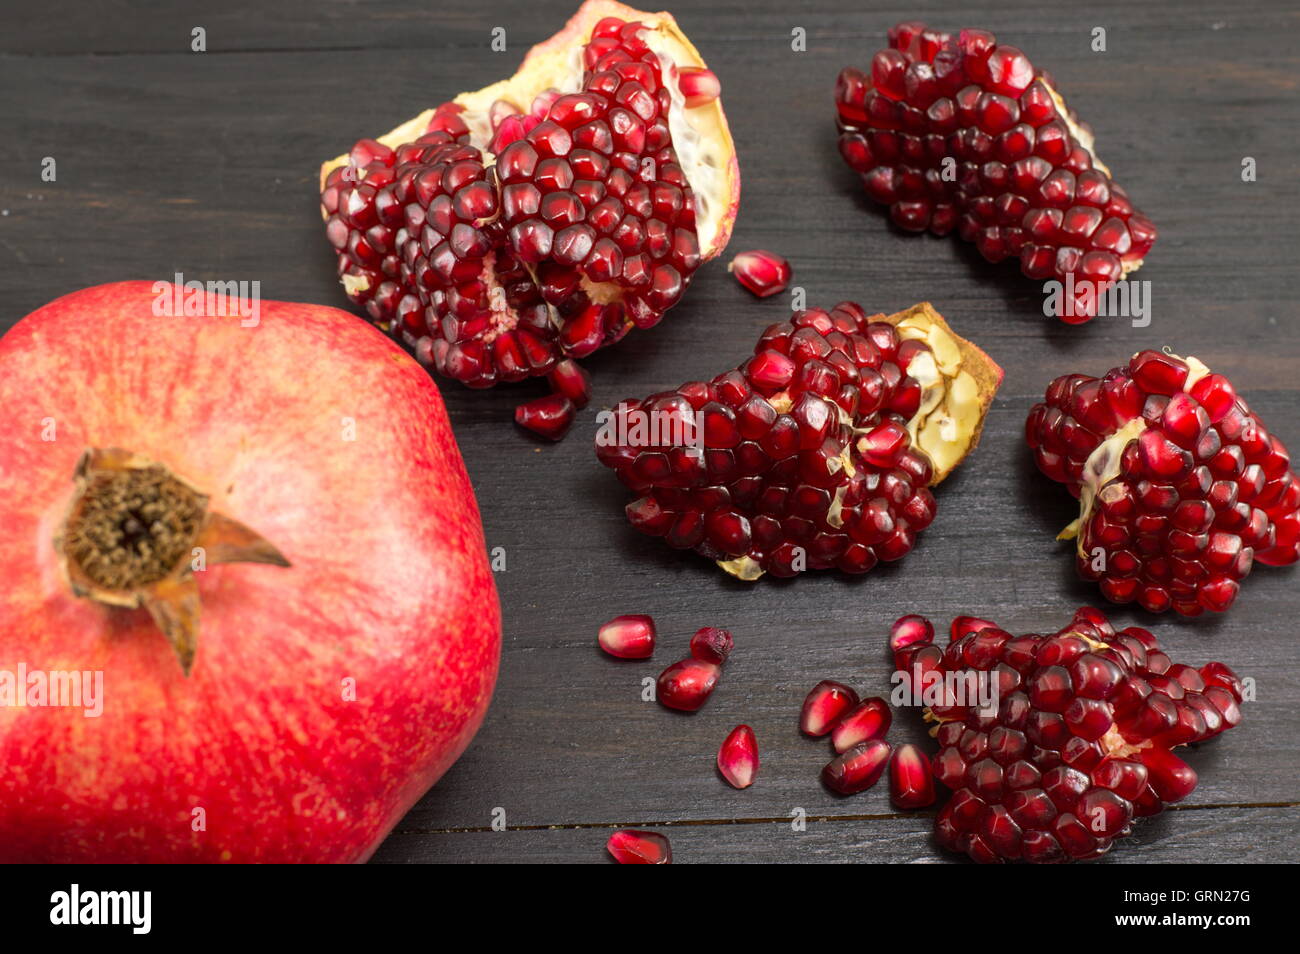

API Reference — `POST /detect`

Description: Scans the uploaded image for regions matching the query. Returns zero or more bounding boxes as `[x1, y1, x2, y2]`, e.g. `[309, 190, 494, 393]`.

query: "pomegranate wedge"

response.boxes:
[320, 0, 740, 403]
[835, 23, 1156, 321]
[892, 607, 1245, 862]
[596, 302, 1002, 579]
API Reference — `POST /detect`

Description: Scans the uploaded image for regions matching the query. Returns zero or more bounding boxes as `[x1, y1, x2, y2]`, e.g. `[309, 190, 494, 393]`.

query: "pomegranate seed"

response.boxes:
[657, 658, 722, 711]
[830, 697, 892, 753]
[597, 614, 656, 659]
[717, 724, 759, 788]
[729, 250, 792, 298]
[889, 614, 934, 654]
[889, 743, 937, 809]
[689, 626, 734, 664]
[1028, 350, 1300, 614]
[606, 829, 671, 864]
[677, 67, 721, 108]
[913, 607, 1244, 862]
[822, 739, 891, 795]
[547, 358, 592, 408]
[515, 394, 576, 440]
[800, 680, 860, 736]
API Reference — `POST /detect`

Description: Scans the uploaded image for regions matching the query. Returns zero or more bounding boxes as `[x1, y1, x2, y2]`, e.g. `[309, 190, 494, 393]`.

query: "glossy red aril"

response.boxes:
[515, 393, 576, 440]
[690, 626, 734, 664]
[547, 358, 593, 408]
[729, 249, 792, 298]
[801, 680, 860, 736]
[1027, 350, 1300, 615]
[598, 614, 656, 659]
[656, 657, 722, 711]
[596, 302, 1001, 579]
[892, 607, 1244, 862]
[607, 829, 672, 864]
[320, 2, 739, 420]
[890, 743, 937, 809]
[835, 23, 1156, 321]
[831, 697, 893, 752]
[822, 739, 891, 795]
[718, 724, 759, 788]
[889, 614, 935, 654]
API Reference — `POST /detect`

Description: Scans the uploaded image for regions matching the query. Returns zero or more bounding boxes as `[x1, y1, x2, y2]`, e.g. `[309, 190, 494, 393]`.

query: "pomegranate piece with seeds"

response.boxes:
[835, 23, 1156, 322]
[892, 608, 1245, 862]
[320, 1, 740, 408]
[729, 249, 792, 298]
[598, 614, 656, 658]
[1027, 351, 1300, 615]
[717, 724, 759, 789]
[607, 828, 672, 863]
[596, 302, 1001, 579]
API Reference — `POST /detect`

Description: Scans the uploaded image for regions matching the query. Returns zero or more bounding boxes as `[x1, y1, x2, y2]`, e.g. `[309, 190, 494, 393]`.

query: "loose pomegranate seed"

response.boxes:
[515, 393, 576, 440]
[717, 724, 759, 788]
[606, 829, 672, 864]
[835, 24, 1156, 321]
[890, 743, 937, 809]
[547, 358, 592, 408]
[657, 657, 722, 711]
[594, 302, 1002, 579]
[800, 680, 860, 737]
[678, 67, 721, 108]
[894, 607, 1245, 862]
[729, 249, 792, 298]
[822, 739, 891, 795]
[1027, 350, 1300, 614]
[830, 697, 892, 753]
[597, 614, 656, 659]
[889, 614, 935, 655]
[689, 626, 734, 664]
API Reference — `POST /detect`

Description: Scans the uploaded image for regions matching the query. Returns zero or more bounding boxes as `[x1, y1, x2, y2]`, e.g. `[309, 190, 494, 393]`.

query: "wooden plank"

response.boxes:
[372, 805, 1300, 863]
[1, 0, 1297, 864]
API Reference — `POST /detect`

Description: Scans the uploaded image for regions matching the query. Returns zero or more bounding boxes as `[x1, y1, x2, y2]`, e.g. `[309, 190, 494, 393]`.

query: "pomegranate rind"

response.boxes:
[878, 302, 1003, 484]
[319, 0, 739, 261]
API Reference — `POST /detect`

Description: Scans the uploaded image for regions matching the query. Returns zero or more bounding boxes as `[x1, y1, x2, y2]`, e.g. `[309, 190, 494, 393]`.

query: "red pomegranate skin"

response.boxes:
[0, 282, 500, 862]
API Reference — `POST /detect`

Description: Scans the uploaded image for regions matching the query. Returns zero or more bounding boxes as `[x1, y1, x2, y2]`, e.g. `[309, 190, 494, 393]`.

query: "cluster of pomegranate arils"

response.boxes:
[320, 14, 724, 439]
[892, 608, 1244, 862]
[595, 302, 1000, 580]
[1027, 350, 1300, 615]
[800, 679, 933, 807]
[835, 22, 1156, 320]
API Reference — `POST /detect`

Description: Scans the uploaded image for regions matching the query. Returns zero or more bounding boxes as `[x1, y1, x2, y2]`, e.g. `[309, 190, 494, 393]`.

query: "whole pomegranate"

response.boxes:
[0, 283, 500, 862]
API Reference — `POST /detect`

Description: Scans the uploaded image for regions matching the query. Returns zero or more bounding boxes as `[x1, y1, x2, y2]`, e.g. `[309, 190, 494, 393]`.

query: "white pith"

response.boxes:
[1059, 352, 1211, 554]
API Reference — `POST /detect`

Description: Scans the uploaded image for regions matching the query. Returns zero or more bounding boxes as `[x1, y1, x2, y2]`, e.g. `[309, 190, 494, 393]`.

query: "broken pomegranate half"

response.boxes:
[1026, 351, 1300, 615]
[835, 23, 1156, 321]
[596, 302, 1001, 579]
[893, 608, 1245, 862]
[320, 0, 739, 411]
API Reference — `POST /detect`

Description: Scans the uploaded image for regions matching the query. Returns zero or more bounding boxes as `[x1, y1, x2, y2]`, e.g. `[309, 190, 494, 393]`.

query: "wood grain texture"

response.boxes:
[1, 0, 1297, 863]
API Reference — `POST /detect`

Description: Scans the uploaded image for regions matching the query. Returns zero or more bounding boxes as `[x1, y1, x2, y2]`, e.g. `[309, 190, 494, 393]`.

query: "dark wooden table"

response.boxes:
[3, 0, 1297, 863]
